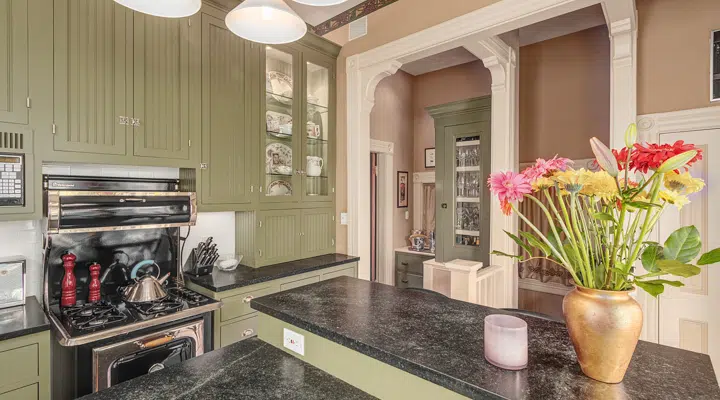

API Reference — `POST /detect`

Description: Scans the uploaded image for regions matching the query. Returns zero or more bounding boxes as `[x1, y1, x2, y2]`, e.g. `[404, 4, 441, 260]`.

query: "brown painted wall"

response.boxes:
[412, 61, 493, 172]
[637, 0, 720, 114]
[519, 25, 610, 162]
[369, 71, 415, 248]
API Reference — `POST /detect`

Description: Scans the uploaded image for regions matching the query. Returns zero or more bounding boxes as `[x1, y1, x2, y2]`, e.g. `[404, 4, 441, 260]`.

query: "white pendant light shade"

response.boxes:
[226, 0, 307, 44]
[292, 0, 349, 6]
[114, 0, 201, 18]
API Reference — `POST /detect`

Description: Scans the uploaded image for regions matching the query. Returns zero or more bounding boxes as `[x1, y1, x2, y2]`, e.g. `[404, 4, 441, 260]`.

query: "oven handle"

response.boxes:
[135, 334, 176, 349]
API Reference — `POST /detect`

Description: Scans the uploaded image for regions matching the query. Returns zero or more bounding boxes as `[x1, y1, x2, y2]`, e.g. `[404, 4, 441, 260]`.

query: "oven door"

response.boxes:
[91, 319, 204, 392]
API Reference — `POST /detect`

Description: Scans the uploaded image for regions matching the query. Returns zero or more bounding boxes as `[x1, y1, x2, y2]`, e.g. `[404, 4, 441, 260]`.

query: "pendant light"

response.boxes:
[292, 0, 349, 6]
[114, 0, 201, 18]
[226, 0, 307, 44]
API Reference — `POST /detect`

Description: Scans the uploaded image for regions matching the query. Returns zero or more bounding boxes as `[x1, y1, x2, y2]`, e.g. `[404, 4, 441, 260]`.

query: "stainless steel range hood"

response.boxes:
[44, 176, 197, 234]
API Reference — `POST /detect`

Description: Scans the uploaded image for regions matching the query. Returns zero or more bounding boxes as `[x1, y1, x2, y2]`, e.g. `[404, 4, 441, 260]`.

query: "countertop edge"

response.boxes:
[0, 296, 51, 342]
[250, 298, 498, 399]
[188, 255, 360, 293]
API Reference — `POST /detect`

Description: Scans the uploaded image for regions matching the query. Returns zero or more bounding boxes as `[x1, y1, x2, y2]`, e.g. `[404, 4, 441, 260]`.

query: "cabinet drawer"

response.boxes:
[280, 275, 320, 291]
[396, 253, 433, 275]
[220, 287, 273, 322]
[321, 266, 355, 281]
[396, 272, 423, 289]
[0, 344, 38, 389]
[220, 315, 258, 347]
[0, 384, 38, 400]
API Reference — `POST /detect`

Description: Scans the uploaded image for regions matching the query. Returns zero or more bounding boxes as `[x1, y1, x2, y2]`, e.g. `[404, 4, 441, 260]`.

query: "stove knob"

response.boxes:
[149, 363, 165, 373]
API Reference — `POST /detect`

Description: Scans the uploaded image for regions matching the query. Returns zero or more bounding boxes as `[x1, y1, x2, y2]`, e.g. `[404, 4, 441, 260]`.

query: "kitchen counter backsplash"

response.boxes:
[0, 220, 43, 299]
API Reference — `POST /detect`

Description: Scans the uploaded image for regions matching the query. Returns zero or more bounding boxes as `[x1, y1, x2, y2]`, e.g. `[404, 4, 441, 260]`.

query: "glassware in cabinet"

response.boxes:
[454, 136, 482, 247]
[303, 58, 333, 200]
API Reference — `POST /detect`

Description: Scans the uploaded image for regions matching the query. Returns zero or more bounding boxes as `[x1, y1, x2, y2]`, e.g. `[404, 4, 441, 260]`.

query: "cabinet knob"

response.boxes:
[441, 203, 448, 209]
[242, 329, 255, 337]
[242, 295, 254, 303]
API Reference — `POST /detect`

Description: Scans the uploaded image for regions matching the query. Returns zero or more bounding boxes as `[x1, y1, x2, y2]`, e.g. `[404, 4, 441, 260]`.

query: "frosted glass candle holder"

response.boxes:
[484, 314, 528, 370]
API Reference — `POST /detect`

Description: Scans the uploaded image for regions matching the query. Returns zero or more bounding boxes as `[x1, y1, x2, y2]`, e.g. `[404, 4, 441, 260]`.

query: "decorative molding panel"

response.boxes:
[637, 106, 720, 144]
[370, 139, 394, 154]
[413, 171, 435, 183]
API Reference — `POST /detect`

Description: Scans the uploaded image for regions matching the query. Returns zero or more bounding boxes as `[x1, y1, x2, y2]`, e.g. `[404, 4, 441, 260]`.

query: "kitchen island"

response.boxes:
[78, 337, 375, 400]
[250, 276, 720, 400]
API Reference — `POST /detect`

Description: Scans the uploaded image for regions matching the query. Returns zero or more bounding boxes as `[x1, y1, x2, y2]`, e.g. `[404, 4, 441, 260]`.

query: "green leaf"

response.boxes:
[504, 230, 532, 256]
[611, 267, 630, 277]
[547, 233, 563, 254]
[697, 248, 720, 266]
[644, 279, 684, 287]
[592, 212, 615, 222]
[520, 231, 551, 257]
[656, 259, 701, 278]
[625, 201, 661, 210]
[641, 244, 664, 273]
[564, 244, 582, 268]
[634, 280, 665, 297]
[663, 226, 702, 263]
[491, 250, 523, 260]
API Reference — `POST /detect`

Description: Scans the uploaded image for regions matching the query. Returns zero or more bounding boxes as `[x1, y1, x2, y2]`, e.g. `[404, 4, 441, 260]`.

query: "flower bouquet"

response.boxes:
[488, 124, 720, 383]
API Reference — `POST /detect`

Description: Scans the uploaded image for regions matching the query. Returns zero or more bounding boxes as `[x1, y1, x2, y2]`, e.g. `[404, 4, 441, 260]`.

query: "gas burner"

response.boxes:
[167, 287, 209, 305]
[128, 299, 184, 316]
[62, 302, 127, 331]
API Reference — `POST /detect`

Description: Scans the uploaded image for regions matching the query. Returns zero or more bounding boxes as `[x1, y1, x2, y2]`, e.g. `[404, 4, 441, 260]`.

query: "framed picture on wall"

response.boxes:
[425, 148, 436, 168]
[397, 171, 408, 208]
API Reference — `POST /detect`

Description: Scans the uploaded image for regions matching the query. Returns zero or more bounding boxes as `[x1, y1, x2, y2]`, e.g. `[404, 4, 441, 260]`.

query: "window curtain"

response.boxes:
[422, 183, 436, 233]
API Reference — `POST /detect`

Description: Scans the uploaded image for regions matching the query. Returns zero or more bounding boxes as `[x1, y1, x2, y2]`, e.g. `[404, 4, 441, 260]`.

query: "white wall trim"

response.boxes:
[346, 0, 636, 290]
[412, 172, 435, 230]
[371, 141, 396, 285]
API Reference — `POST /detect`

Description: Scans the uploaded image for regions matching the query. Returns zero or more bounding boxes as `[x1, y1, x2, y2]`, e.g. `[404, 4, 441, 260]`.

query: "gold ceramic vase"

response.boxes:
[562, 286, 643, 383]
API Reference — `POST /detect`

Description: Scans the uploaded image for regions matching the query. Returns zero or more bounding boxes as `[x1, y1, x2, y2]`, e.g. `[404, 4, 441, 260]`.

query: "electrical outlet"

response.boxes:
[340, 212, 348, 225]
[283, 328, 305, 356]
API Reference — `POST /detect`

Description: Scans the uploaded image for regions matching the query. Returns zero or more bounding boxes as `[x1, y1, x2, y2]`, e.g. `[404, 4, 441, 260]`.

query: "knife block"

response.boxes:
[182, 249, 214, 277]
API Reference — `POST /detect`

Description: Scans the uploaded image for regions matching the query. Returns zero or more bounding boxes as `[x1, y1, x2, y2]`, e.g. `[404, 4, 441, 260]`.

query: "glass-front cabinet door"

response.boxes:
[263, 45, 301, 202]
[454, 137, 484, 247]
[302, 53, 335, 202]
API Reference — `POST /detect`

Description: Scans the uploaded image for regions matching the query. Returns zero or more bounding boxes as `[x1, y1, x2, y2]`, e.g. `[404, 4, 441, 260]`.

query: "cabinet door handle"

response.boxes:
[118, 116, 128, 125]
[401, 280, 409, 284]
[242, 329, 255, 337]
[401, 262, 409, 266]
[242, 295, 254, 304]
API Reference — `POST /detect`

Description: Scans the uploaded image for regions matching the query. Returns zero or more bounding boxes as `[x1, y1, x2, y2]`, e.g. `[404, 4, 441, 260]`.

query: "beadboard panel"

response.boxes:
[0, 0, 29, 124]
[302, 208, 334, 258]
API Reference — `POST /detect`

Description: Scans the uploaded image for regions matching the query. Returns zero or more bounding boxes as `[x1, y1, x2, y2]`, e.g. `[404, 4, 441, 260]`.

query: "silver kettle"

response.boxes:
[121, 272, 170, 303]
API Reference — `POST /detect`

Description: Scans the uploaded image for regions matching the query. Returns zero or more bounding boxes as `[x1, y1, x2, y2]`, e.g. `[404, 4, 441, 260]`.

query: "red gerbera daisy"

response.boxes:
[629, 141, 703, 174]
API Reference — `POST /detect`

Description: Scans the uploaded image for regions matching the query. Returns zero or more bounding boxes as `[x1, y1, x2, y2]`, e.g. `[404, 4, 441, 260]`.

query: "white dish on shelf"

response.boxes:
[266, 71, 293, 104]
[266, 111, 293, 136]
[215, 254, 244, 271]
[268, 180, 292, 196]
[266, 142, 292, 174]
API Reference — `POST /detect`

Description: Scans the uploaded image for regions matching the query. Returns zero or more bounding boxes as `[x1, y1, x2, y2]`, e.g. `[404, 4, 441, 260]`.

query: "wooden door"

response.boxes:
[132, 12, 190, 159]
[657, 129, 720, 383]
[199, 14, 253, 205]
[0, 0, 28, 125]
[53, 0, 131, 154]
[301, 208, 335, 258]
[256, 210, 301, 266]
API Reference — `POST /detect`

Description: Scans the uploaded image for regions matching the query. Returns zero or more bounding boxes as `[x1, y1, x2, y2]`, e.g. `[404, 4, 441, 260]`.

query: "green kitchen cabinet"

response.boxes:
[196, 13, 257, 209]
[0, 331, 51, 400]
[256, 209, 303, 267]
[0, 0, 29, 125]
[52, 0, 132, 155]
[132, 12, 196, 160]
[186, 261, 358, 349]
[301, 208, 336, 258]
[428, 97, 491, 265]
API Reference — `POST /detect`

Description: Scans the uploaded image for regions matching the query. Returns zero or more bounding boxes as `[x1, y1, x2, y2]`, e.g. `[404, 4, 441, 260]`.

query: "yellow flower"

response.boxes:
[582, 171, 619, 201]
[553, 169, 590, 194]
[532, 177, 554, 192]
[664, 171, 705, 194]
[659, 190, 689, 210]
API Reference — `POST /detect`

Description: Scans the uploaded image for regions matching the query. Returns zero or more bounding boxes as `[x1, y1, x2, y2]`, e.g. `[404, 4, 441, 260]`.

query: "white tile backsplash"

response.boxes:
[181, 212, 236, 265]
[0, 220, 43, 299]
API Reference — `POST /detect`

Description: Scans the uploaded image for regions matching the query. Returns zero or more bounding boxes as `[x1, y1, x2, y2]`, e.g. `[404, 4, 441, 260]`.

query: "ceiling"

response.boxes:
[209, 0, 365, 26]
[400, 5, 606, 76]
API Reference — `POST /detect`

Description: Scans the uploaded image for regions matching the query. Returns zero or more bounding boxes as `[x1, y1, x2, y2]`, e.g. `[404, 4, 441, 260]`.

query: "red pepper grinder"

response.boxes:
[88, 262, 101, 303]
[61, 253, 77, 307]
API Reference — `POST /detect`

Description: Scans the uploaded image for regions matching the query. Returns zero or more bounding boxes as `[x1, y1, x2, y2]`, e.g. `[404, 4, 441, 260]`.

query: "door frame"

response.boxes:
[371, 139, 395, 285]
[345, 0, 638, 309]
[637, 105, 720, 343]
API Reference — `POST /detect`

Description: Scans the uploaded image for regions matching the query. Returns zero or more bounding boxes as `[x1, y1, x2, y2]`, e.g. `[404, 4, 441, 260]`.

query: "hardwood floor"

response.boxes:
[518, 289, 564, 320]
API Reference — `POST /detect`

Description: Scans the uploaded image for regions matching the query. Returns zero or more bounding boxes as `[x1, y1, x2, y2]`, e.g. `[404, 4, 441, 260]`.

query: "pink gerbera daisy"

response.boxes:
[487, 171, 532, 204]
[522, 156, 573, 181]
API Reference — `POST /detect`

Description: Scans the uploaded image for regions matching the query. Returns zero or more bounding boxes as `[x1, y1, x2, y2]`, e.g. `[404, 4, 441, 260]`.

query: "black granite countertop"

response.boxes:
[186, 253, 359, 292]
[0, 296, 50, 341]
[251, 276, 720, 400]
[79, 337, 375, 400]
